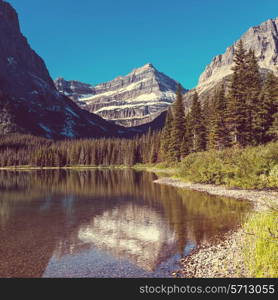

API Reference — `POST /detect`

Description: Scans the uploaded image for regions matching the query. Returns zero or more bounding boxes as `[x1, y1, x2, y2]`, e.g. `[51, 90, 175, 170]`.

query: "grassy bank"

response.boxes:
[243, 210, 278, 277]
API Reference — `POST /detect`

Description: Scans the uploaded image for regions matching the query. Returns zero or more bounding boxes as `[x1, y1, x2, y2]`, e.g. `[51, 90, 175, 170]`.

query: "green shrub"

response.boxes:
[178, 142, 278, 189]
[268, 165, 278, 187]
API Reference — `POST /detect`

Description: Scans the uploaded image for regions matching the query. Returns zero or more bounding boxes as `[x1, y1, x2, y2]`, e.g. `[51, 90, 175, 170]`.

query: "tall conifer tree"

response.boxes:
[268, 113, 278, 141]
[180, 112, 193, 157]
[160, 108, 174, 161]
[208, 85, 229, 150]
[226, 40, 249, 147]
[261, 72, 278, 142]
[168, 84, 185, 161]
[245, 49, 262, 145]
[190, 92, 206, 152]
[202, 96, 213, 149]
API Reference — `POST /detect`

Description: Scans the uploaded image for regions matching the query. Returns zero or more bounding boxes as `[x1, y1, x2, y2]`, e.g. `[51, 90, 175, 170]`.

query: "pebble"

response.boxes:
[174, 229, 249, 278]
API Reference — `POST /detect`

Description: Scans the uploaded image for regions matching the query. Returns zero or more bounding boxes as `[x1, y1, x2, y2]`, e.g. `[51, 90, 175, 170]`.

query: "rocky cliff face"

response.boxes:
[197, 17, 278, 95]
[55, 78, 95, 104]
[0, 0, 126, 139]
[55, 64, 186, 127]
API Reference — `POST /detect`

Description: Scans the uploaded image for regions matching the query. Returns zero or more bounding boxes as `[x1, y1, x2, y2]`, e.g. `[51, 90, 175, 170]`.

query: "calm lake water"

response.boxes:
[0, 169, 251, 278]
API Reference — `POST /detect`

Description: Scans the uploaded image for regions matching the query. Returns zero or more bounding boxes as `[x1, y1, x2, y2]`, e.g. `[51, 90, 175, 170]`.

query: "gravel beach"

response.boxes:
[154, 177, 278, 278]
[172, 228, 248, 278]
[154, 177, 278, 211]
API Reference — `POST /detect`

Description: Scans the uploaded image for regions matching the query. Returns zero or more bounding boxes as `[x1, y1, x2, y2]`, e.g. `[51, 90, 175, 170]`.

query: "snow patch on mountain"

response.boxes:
[55, 63, 186, 127]
[95, 101, 171, 113]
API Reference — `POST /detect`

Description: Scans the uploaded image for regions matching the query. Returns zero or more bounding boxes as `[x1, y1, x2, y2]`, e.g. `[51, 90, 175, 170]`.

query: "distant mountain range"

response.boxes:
[55, 64, 186, 127]
[0, 0, 278, 139]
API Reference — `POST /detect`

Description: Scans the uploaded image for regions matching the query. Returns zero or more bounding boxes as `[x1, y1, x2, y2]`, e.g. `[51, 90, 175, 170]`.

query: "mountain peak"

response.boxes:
[197, 17, 278, 93]
[0, 0, 20, 33]
[143, 63, 155, 69]
[132, 63, 156, 74]
[55, 64, 186, 127]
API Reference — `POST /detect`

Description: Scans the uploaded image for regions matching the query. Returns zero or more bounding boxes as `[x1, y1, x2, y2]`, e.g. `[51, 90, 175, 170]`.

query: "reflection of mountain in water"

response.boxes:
[0, 170, 251, 277]
[77, 204, 177, 272]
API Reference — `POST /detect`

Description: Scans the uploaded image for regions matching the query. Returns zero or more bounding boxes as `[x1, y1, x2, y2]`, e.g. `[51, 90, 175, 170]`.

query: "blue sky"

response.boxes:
[7, 0, 278, 89]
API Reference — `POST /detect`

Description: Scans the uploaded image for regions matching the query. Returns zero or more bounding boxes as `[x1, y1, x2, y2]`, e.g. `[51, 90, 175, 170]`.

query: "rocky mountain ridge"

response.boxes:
[197, 17, 278, 96]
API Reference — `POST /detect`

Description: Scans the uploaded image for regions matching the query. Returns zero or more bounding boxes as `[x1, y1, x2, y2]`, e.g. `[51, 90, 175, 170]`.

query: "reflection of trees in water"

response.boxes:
[175, 188, 247, 245]
[0, 170, 251, 277]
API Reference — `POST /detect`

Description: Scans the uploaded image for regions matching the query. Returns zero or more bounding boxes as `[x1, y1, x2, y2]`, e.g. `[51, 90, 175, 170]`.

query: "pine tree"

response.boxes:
[208, 85, 229, 150]
[180, 112, 193, 157]
[245, 49, 262, 145]
[261, 72, 278, 142]
[226, 40, 249, 147]
[268, 113, 278, 140]
[168, 85, 186, 161]
[160, 108, 173, 161]
[190, 92, 206, 152]
[202, 96, 213, 149]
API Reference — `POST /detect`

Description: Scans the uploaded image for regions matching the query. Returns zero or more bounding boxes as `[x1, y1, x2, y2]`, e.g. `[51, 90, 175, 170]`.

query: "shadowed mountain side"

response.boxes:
[0, 1, 167, 139]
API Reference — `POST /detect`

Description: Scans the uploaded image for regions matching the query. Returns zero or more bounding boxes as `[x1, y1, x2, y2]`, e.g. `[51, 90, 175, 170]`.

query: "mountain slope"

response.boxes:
[55, 64, 186, 127]
[0, 0, 125, 139]
[194, 17, 278, 99]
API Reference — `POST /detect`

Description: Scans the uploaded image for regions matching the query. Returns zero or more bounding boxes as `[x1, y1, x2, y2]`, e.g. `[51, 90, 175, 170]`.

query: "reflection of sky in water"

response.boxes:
[0, 169, 251, 278]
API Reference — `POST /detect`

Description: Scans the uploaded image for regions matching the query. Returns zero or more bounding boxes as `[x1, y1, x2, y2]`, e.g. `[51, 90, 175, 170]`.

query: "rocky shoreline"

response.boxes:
[154, 177, 278, 211]
[172, 228, 248, 278]
[154, 177, 278, 278]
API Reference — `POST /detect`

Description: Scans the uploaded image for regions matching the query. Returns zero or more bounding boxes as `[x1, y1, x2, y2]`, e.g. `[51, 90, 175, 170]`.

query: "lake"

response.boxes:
[0, 169, 251, 278]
